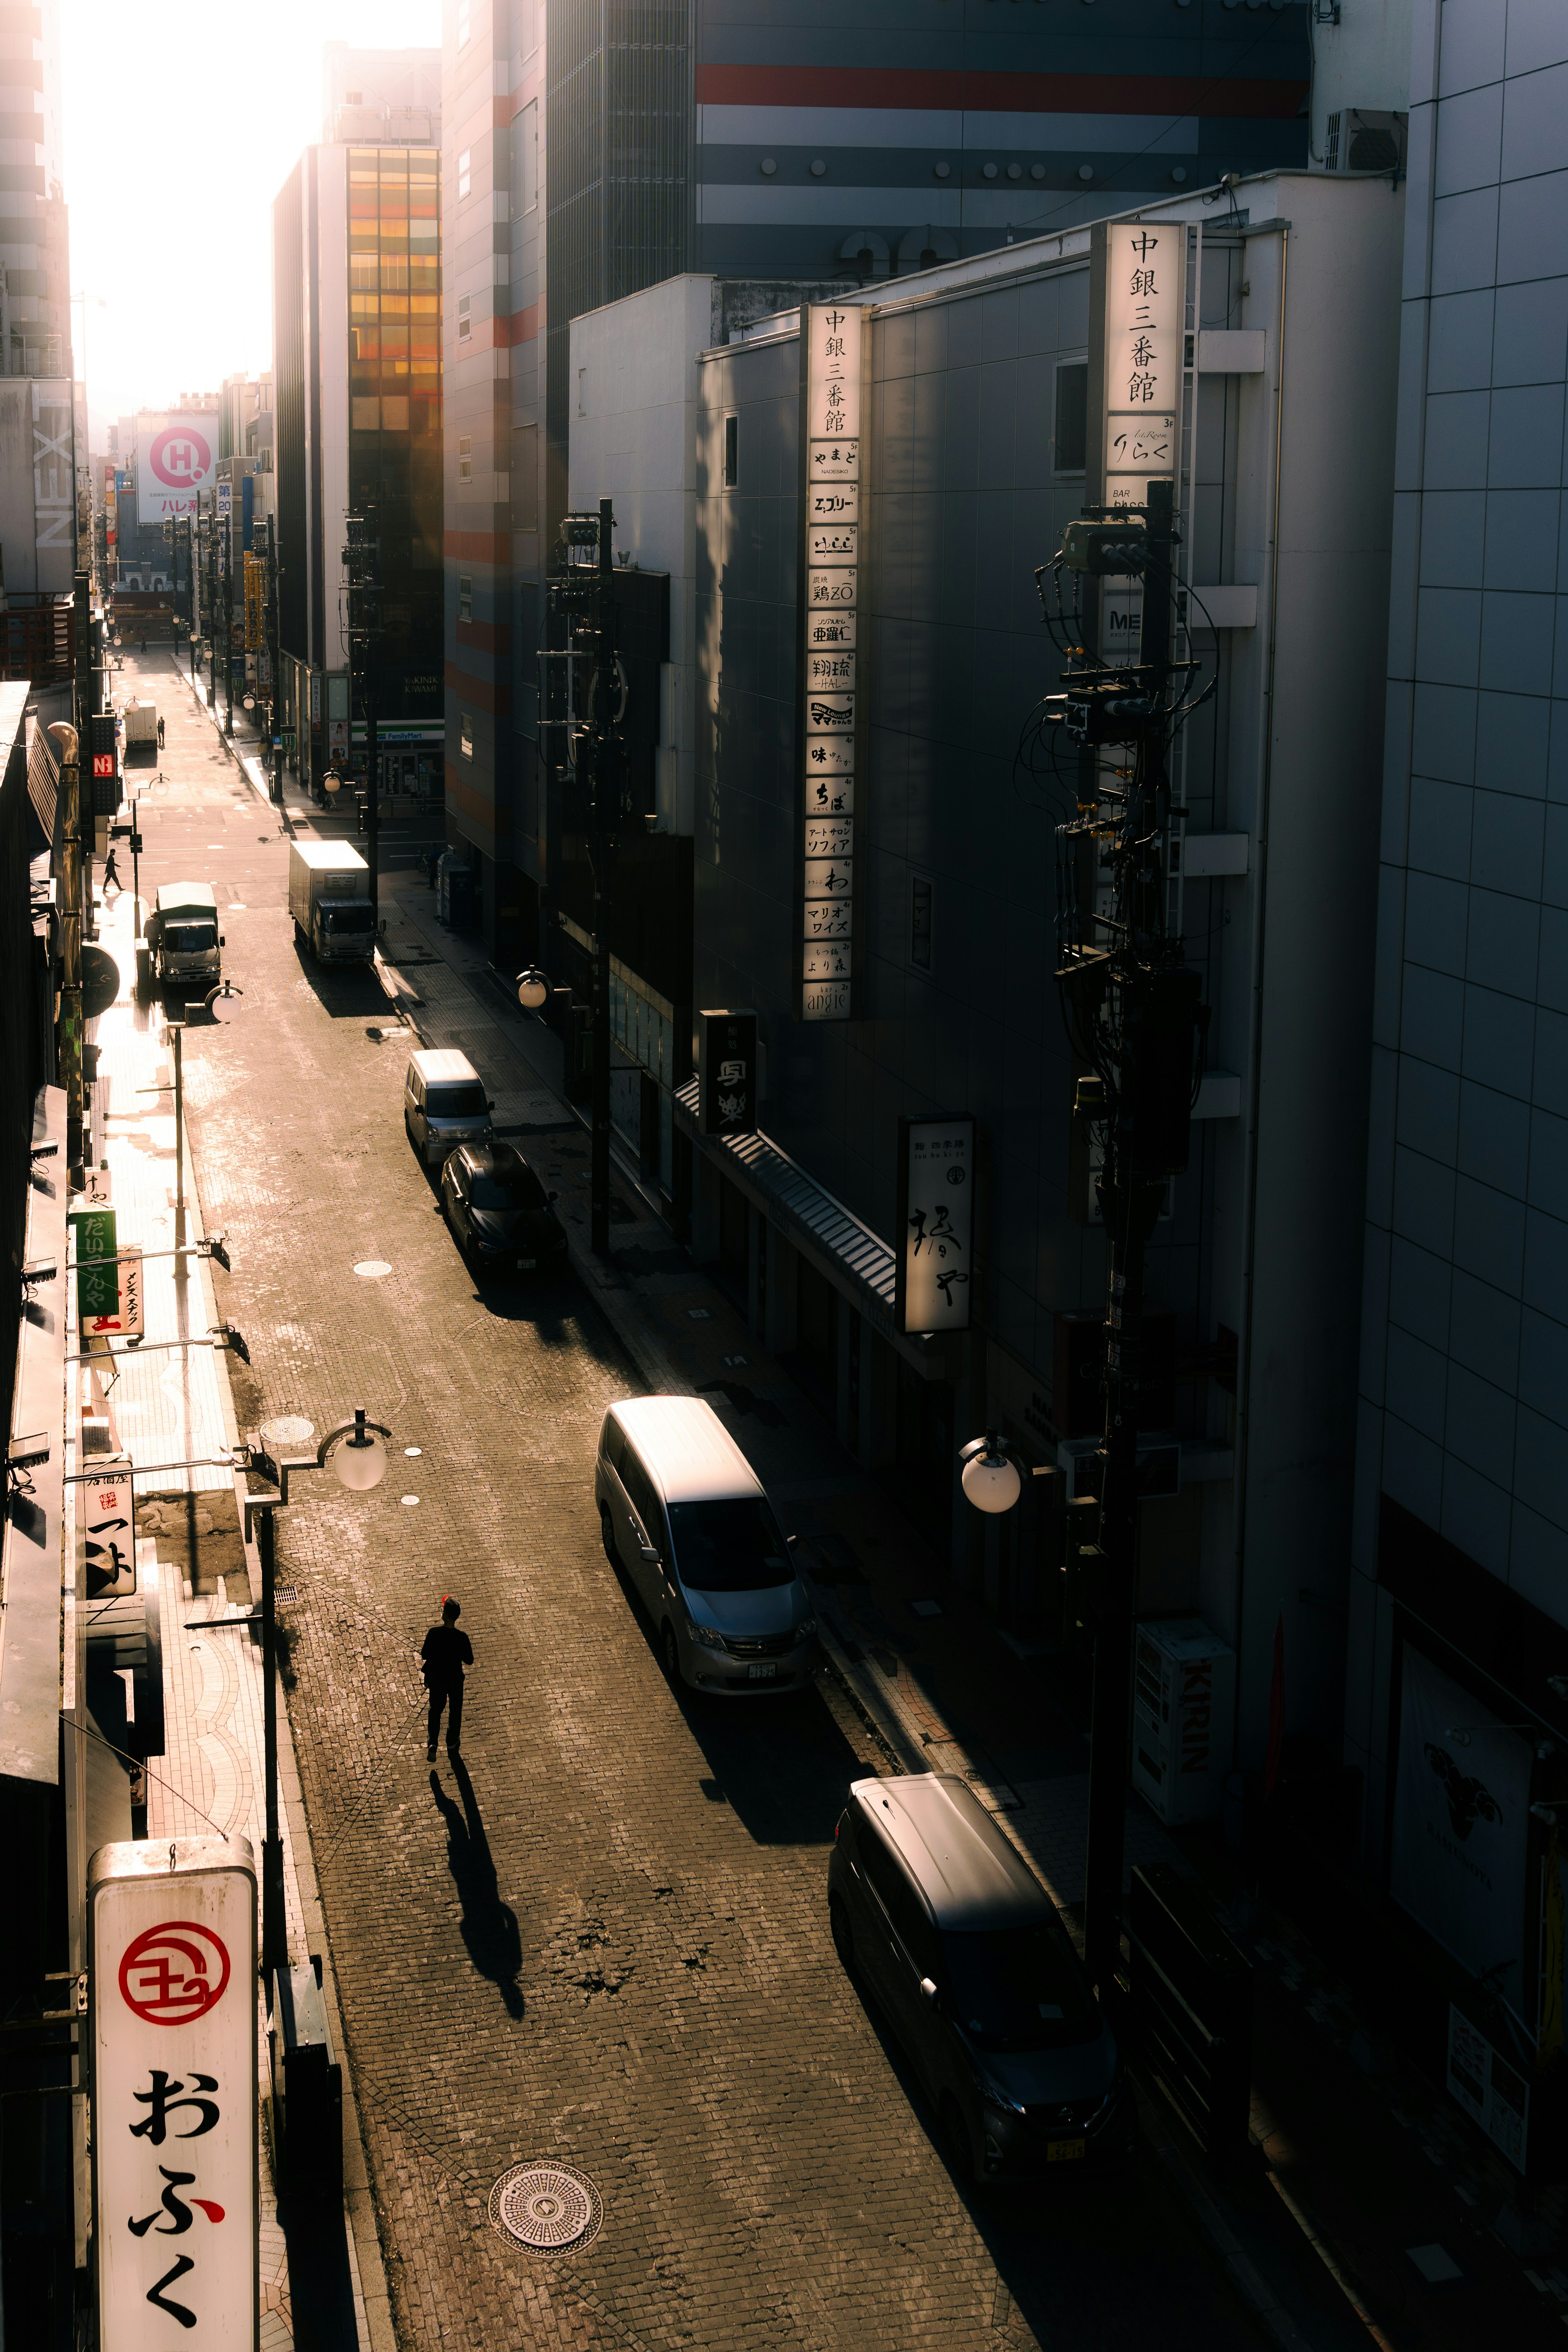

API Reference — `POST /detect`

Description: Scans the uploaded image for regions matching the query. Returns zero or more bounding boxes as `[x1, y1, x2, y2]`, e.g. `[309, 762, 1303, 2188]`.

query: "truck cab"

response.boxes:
[147, 882, 222, 993]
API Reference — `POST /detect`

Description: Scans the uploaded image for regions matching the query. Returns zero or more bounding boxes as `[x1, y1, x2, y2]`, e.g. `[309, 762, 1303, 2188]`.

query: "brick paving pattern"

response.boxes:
[102, 652, 1274, 2352]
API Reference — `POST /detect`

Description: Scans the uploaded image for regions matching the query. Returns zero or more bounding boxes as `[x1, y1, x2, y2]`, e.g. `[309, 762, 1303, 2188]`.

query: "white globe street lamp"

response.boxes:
[516, 964, 550, 1011]
[958, 1431, 1024, 1515]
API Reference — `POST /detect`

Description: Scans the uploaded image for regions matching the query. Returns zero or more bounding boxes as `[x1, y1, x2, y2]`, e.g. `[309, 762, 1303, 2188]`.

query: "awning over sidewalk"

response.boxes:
[675, 1077, 898, 1336]
[1, 1084, 67, 1785]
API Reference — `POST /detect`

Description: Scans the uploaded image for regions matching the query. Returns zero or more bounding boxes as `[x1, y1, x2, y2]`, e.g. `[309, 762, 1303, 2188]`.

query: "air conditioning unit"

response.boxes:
[1131, 1617, 1235, 1825]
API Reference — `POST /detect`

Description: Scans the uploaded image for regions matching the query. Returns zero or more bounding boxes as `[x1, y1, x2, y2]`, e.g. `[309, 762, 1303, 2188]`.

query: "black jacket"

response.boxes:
[421, 1624, 472, 1690]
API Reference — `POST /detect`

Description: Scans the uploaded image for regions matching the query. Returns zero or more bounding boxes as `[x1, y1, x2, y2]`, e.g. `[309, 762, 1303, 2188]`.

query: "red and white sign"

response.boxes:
[84, 1244, 143, 1341]
[91, 1840, 258, 2352]
[81, 1459, 136, 1597]
[93, 751, 116, 778]
[136, 413, 218, 526]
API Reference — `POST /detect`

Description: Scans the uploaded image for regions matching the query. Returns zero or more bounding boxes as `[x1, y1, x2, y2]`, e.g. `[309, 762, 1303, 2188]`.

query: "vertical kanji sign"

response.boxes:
[799, 300, 864, 1024]
[895, 1116, 975, 1334]
[91, 1839, 258, 2351]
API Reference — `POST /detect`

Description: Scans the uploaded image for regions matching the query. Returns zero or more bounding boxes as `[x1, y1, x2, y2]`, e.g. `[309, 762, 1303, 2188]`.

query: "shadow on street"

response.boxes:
[430, 1760, 526, 2018]
[280, 2179, 359, 2352]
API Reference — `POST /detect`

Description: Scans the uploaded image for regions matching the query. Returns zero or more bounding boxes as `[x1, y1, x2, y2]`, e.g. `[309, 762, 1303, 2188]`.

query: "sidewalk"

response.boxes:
[228, 731, 1568, 2350]
[85, 760, 394, 2346]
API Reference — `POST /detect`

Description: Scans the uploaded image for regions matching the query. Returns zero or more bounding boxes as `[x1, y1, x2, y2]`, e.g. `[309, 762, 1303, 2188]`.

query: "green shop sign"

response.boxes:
[70, 1207, 118, 1321]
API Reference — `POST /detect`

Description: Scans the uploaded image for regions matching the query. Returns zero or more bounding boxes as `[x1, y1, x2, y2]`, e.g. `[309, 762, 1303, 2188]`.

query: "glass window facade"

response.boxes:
[347, 147, 442, 719]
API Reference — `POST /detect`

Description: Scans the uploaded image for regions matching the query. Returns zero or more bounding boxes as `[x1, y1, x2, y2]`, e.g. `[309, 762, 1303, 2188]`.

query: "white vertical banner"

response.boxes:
[1389, 1648, 1532, 2021]
[81, 1460, 137, 1598]
[895, 1116, 975, 1332]
[801, 302, 863, 1024]
[91, 1840, 259, 2352]
[1098, 221, 1186, 676]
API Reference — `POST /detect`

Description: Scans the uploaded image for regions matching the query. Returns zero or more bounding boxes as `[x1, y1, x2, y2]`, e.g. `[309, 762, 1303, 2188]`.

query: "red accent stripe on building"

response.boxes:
[498, 301, 540, 348]
[457, 618, 510, 657]
[445, 765, 500, 846]
[693, 64, 1306, 121]
[445, 530, 509, 563]
[446, 659, 511, 716]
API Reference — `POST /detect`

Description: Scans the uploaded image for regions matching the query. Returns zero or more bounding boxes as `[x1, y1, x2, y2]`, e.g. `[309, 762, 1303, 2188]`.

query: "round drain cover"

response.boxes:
[353, 1260, 392, 1278]
[488, 2163, 602, 2256]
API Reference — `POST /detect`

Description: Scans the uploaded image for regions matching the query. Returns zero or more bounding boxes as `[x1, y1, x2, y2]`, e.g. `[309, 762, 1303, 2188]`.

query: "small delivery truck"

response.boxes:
[289, 840, 376, 964]
[147, 882, 222, 993]
[122, 701, 158, 761]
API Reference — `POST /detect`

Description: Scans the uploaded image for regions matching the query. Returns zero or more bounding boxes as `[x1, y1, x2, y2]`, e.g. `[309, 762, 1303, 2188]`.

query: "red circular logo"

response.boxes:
[118, 1920, 232, 2025]
[148, 425, 211, 490]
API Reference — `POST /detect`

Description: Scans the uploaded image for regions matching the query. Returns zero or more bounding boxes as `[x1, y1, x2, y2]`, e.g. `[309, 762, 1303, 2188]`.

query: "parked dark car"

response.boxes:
[828, 1773, 1136, 2184]
[439, 1143, 567, 1278]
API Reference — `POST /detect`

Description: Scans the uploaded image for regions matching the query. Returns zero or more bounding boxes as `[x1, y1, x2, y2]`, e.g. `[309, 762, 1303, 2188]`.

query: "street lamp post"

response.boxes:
[236, 1411, 392, 1983]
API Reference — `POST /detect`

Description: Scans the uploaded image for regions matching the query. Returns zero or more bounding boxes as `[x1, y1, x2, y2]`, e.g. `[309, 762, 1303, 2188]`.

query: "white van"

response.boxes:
[595, 1396, 817, 1696]
[403, 1048, 494, 1169]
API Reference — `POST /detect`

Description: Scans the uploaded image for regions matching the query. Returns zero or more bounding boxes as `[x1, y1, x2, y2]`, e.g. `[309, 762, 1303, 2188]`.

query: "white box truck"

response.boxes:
[123, 701, 158, 760]
[289, 840, 375, 964]
[147, 882, 222, 993]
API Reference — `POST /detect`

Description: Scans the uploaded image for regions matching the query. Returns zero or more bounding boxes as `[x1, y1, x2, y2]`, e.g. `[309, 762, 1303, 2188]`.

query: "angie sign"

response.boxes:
[137, 415, 218, 525]
[91, 1838, 258, 2351]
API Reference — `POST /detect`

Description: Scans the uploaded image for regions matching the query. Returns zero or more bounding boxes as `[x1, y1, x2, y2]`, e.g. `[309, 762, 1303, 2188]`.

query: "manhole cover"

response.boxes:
[489, 2163, 602, 2255]
[354, 1260, 392, 1278]
[260, 1414, 314, 1453]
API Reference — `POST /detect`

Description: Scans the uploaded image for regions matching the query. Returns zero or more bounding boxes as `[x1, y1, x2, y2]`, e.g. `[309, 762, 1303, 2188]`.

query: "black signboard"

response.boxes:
[698, 1008, 757, 1138]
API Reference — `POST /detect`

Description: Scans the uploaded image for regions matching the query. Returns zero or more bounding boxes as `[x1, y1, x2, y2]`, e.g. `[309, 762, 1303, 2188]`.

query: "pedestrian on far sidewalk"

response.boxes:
[421, 1595, 473, 1763]
[156, 716, 165, 748]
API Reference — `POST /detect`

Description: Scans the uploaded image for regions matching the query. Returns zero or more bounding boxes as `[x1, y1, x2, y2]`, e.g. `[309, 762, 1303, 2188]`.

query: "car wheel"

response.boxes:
[941, 2096, 978, 2189]
[829, 1895, 855, 1974]
[661, 1620, 682, 1686]
[601, 1506, 618, 1566]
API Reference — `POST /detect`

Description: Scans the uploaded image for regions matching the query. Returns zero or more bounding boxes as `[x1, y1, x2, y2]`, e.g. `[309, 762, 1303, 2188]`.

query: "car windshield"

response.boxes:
[322, 902, 373, 931]
[426, 1082, 487, 1117]
[668, 1498, 793, 1593]
[941, 1922, 1101, 2054]
[165, 922, 216, 953]
[470, 1165, 545, 1211]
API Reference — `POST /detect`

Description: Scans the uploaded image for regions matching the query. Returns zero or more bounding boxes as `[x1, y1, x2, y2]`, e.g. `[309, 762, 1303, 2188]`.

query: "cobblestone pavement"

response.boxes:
[120, 650, 1273, 2351]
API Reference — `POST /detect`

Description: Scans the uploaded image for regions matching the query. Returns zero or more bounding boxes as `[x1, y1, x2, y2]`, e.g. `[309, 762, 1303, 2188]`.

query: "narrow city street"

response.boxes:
[112, 654, 1283, 2349]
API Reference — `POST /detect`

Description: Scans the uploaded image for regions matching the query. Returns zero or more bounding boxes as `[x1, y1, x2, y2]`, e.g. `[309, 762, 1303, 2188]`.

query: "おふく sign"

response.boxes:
[91, 1839, 258, 2351]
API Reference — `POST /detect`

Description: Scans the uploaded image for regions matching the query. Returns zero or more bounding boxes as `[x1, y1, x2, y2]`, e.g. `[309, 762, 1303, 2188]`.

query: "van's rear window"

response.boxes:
[668, 1499, 792, 1593]
[426, 1083, 487, 1116]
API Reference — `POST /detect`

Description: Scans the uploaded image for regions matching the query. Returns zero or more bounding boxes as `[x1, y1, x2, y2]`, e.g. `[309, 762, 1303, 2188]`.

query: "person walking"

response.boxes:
[156, 715, 165, 749]
[421, 1595, 472, 1763]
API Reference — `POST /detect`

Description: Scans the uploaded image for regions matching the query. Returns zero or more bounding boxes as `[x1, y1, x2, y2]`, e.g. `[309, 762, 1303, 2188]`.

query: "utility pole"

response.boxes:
[51, 720, 84, 1181]
[341, 504, 382, 921]
[1045, 477, 1209, 1993]
[74, 566, 96, 942]
[544, 498, 625, 1256]
[267, 517, 284, 803]
[220, 497, 234, 738]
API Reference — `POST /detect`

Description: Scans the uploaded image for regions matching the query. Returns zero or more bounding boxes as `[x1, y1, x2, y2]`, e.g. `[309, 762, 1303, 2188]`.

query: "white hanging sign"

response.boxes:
[1102, 221, 1185, 511]
[91, 1839, 259, 2352]
[896, 1116, 975, 1333]
[801, 301, 864, 1026]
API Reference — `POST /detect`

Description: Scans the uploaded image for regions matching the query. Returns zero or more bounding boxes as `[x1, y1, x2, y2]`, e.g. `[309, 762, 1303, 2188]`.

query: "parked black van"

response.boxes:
[828, 1773, 1136, 2183]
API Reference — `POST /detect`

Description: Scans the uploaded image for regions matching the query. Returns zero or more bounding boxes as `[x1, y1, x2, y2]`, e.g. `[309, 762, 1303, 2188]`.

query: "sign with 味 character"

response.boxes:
[91, 1838, 258, 2352]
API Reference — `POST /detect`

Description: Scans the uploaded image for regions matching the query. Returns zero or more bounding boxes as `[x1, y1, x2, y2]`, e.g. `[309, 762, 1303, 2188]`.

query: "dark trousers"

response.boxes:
[427, 1679, 463, 1752]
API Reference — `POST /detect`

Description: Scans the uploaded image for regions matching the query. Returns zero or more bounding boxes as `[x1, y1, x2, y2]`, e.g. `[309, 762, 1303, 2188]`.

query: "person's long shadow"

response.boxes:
[430, 1760, 526, 2019]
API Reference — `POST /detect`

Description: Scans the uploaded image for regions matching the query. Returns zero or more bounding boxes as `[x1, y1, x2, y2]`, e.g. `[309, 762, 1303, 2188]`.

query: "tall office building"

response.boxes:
[1348, 0, 1568, 2040]
[443, 0, 1308, 969]
[274, 74, 444, 795]
[0, 0, 69, 379]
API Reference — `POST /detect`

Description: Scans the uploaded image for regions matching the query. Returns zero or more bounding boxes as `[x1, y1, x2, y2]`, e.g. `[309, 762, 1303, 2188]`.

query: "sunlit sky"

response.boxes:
[62, 0, 441, 435]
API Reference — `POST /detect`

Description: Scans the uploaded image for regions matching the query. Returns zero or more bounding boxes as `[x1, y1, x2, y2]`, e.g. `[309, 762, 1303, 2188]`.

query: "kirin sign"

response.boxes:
[137, 415, 218, 525]
[91, 1838, 258, 2350]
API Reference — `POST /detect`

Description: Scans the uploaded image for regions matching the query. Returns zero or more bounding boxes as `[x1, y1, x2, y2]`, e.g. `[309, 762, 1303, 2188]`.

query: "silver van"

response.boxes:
[403, 1048, 494, 1169]
[827, 1773, 1134, 2184]
[594, 1396, 817, 1695]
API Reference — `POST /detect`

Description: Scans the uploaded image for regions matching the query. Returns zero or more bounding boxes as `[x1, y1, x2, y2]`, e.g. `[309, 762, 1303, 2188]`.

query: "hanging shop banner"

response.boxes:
[81, 1457, 137, 1598]
[136, 414, 218, 526]
[70, 1205, 118, 1323]
[91, 1838, 259, 2351]
[105, 461, 118, 549]
[1390, 1646, 1533, 2022]
[697, 1008, 757, 1139]
[243, 554, 265, 650]
[895, 1115, 975, 1333]
[799, 301, 863, 1025]
[84, 1243, 144, 1344]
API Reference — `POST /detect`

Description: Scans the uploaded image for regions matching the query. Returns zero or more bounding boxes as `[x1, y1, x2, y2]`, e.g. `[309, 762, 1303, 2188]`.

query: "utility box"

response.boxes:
[437, 851, 475, 930]
[1131, 1616, 1235, 1825]
[271, 1957, 342, 2198]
